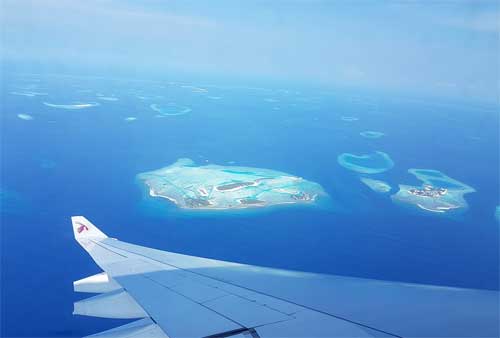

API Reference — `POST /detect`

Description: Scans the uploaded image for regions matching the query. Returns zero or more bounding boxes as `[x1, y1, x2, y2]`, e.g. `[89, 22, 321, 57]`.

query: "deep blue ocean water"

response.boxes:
[1, 73, 498, 337]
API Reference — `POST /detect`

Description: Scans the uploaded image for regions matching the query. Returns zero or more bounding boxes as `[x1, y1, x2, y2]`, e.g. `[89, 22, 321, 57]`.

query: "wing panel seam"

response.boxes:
[100, 240, 402, 338]
[141, 274, 247, 329]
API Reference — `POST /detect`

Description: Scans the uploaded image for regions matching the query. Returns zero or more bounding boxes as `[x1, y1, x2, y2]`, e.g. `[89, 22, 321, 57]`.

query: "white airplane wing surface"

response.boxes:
[72, 216, 499, 338]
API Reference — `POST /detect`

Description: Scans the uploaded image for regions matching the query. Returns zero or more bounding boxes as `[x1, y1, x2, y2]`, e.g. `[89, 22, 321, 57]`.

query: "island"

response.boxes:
[137, 158, 326, 210]
[337, 151, 394, 174]
[391, 169, 475, 214]
[360, 177, 391, 193]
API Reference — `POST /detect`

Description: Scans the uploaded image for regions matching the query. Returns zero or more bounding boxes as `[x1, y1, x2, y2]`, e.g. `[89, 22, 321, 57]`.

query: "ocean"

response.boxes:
[1, 72, 498, 337]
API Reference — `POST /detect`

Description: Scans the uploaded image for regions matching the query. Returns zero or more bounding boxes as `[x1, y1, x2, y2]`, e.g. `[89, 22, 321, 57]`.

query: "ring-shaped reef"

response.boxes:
[391, 169, 475, 214]
[150, 103, 191, 116]
[337, 151, 394, 174]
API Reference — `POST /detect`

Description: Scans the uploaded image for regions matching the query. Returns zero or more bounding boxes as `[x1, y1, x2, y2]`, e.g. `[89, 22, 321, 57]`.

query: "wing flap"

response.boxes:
[73, 289, 148, 319]
[115, 274, 243, 338]
[74, 272, 122, 293]
[85, 318, 168, 338]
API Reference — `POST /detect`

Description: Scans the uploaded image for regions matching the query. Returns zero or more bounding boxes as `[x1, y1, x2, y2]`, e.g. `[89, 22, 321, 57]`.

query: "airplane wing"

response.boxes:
[72, 216, 499, 338]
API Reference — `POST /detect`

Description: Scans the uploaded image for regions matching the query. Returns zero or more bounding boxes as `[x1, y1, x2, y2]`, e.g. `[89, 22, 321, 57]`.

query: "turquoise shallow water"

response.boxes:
[337, 151, 394, 174]
[1, 73, 499, 337]
[360, 131, 385, 139]
[137, 158, 325, 210]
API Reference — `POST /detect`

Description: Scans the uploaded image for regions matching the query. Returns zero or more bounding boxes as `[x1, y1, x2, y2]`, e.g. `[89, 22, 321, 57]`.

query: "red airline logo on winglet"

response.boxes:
[76, 223, 89, 233]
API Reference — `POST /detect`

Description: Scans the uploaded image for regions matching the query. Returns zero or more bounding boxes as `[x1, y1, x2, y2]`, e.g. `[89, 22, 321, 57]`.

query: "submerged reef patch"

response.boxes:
[43, 102, 99, 109]
[360, 131, 385, 139]
[338, 151, 394, 174]
[0, 188, 29, 215]
[17, 113, 33, 120]
[137, 158, 326, 210]
[150, 103, 191, 116]
[97, 96, 119, 101]
[11, 91, 47, 97]
[39, 159, 56, 169]
[360, 177, 391, 193]
[341, 116, 359, 122]
[391, 169, 475, 214]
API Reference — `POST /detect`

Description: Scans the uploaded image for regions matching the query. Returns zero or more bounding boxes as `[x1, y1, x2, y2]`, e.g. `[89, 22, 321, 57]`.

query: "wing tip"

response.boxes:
[72, 216, 108, 240]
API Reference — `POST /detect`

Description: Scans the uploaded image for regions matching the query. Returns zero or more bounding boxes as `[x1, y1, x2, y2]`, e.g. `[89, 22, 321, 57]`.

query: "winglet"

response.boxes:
[72, 216, 108, 240]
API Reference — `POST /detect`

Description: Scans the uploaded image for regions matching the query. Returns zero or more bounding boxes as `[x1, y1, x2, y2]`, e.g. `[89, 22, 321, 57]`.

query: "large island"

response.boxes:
[137, 158, 326, 210]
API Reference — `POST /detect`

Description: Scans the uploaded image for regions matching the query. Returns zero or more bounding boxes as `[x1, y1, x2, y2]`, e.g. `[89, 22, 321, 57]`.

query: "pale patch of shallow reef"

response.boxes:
[391, 169, 475, 214]
[10, 91, 47, 97]
[360, 177, 391, 193]
[341, 116, 359, 122]
[0, 188, 29, 215]
[137, 158, 326, 210]
[150, 103, 191, 116]
[17, 113, 33, 120]
[39, 159, 56, 169]
[97, 96, 119, 101]
[338, 151, 394, 174]
[43, 102, 99, 109]
[360, 131, 385, 139]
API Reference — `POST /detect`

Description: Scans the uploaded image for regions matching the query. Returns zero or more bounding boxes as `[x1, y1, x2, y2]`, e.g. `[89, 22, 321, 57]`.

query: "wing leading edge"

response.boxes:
[72, 216, 499, 338]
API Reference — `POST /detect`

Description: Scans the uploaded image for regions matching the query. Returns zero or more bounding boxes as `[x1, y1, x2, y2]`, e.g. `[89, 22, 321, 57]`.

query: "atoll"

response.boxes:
[137, 159, 326, 210]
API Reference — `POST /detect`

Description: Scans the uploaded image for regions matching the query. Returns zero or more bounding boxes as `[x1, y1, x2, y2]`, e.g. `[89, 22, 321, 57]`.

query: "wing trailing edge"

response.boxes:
[85, 318, 168, 338]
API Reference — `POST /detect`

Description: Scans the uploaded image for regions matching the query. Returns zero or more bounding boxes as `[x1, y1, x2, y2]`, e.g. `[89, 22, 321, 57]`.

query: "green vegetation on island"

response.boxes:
[391, 169, 475, 214]
[137, 158, 326, 210]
